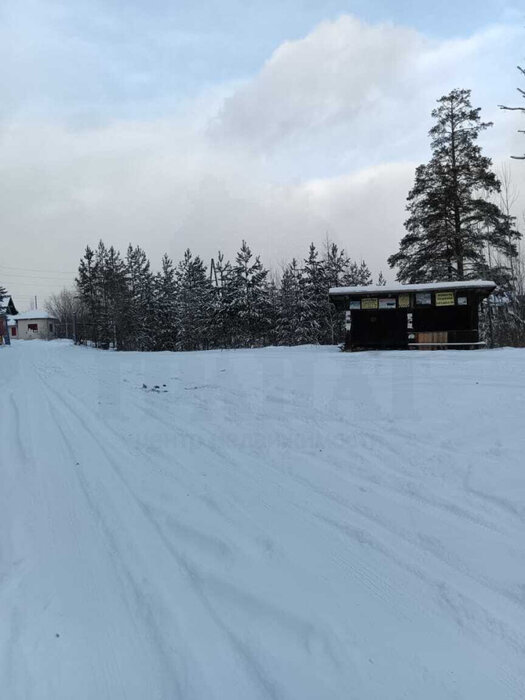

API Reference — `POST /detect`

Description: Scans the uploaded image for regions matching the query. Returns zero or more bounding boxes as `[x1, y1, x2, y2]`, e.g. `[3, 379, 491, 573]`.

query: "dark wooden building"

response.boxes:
[329, 281, 496, 351]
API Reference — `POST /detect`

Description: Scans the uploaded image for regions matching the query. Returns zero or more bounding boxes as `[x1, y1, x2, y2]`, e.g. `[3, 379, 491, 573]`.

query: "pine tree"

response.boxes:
[83, 241, 129, 349]
[302, 243, 328, 343]
[225, 241, 271, 347]
[126, 244, 154, 350]
[76, 245, 100, 345]
[264, 277, 280, 347]
[175, 249, 214, 351]
[377, 271, 387, 286]
[323, 242, 350, 288]
[343, 260, 373, 286]
[276, 259, 317, 345]
[389, 89, 520, 283]
[208, 251, 233, 348]
[103, 244, 130, 349]
[153, 254, 178, 351]
[323, 242, 352, 344]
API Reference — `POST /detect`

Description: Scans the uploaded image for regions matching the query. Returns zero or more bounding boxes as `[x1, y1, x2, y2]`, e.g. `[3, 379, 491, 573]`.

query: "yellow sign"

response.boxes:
[398, 294, 410, 308]
[362, 298, 378, 309]
[435, 291, 455, 307]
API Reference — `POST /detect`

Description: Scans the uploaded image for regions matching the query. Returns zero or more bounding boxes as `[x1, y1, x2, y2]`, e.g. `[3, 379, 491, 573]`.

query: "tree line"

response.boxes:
[46, 240, 379, 351]
[43, 79, 525, 350]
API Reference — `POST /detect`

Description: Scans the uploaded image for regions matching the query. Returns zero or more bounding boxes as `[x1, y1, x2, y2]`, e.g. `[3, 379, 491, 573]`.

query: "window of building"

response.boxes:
[28, 323, 38, 331]
[49, 323, 53, 332]
[11, 327, 17, 337]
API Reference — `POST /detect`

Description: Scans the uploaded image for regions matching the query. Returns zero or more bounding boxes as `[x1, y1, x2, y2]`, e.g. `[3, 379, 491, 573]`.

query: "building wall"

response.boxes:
[16, 318, 58, 340]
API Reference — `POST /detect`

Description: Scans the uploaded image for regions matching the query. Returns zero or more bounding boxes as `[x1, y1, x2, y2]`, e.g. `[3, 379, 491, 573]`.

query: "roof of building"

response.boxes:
[14, 310, 59, 320]
[0, 295, 18, 315]
[329, 280, 497, 296]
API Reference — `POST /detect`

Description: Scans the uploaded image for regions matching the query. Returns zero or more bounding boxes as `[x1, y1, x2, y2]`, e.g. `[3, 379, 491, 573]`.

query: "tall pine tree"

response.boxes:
[224, 241, 271, 347]
[126, 244, 155, 350]
[276, 259, 317, 345]
[175, 249, 214, 351]
[153, 254, 178, 351]
[389, 89, 520, 283]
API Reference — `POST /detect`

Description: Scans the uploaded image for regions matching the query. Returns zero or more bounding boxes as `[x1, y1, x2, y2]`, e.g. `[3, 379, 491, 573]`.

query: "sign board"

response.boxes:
[379, 298, 397, 309]
[457, 296, 467, 306]
[416, 292, 432, 306]
[349, 300, 361, 310]
[361, 298, 378, 310]
[398, 294, 410, 308]
[435, 291, 455, 307]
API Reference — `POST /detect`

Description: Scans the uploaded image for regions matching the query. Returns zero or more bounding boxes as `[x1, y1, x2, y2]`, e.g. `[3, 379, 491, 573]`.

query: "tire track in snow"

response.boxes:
[35, 363, 294, 700]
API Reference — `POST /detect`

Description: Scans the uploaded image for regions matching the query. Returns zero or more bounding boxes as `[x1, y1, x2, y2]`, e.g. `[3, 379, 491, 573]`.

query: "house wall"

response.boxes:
[16, 318, 58, 340]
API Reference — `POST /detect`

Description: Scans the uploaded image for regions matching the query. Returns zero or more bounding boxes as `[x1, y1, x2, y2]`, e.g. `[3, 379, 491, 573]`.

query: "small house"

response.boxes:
[13, 310, 59, 340]
[329, 280, 496, 351]
[0, 295, 18, 345]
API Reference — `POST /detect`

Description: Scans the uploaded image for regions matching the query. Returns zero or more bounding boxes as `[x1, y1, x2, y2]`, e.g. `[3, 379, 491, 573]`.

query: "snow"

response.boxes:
[13, 310, 58, 320]
[329, 279, 497, 296]
[1, 340, 524, 699]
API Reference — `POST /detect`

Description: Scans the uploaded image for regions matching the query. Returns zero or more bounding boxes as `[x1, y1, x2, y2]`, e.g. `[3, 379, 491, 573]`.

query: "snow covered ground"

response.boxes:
[1, 339, 525, 699]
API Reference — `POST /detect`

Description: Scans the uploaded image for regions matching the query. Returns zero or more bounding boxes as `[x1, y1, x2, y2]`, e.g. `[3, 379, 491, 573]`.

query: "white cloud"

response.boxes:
[213, 18, 522, 173]
[1, 15, 523, 308]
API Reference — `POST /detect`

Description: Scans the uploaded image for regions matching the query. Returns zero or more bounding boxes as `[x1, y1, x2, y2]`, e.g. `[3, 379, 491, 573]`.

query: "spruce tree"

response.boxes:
[323, 242, 352, 344]
[175, 249, 214, 351]
[302, 243, 328, 343]
[277, 259, 317, 345]
[389, 89, 520, 283]
[225, 241, 271, 347]
[76, 245, 101, 345]
[103, 244, 129, 349]
[323, 242, 350, 288]
[208, 251, 233, 349]
[350, 261, 373, 286]
[153, 254, 178, 351]
[126, 244, 154, 350]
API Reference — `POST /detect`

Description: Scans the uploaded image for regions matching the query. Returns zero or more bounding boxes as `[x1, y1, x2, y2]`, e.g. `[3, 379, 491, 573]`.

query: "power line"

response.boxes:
[0, 272, 75, 281]
[2, 281, 72, 288]
[0, 264, 75, 274]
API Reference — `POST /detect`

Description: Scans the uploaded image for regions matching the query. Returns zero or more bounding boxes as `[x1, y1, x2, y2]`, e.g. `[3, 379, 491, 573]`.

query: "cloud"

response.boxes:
[212, 17, 522, 175]
[1, 14, 523, 307]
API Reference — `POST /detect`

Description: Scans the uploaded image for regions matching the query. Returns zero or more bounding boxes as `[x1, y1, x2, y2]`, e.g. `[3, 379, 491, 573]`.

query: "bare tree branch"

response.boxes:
[499, 65, 525, 159]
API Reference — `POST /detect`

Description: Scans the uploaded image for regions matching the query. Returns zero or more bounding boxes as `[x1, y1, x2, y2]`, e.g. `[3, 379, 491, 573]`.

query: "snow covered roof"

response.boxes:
[7, 316, 16, 327]
[329, 280, 497, 296]
[0, 295, 17, 314]
[14, 310, 59, 320]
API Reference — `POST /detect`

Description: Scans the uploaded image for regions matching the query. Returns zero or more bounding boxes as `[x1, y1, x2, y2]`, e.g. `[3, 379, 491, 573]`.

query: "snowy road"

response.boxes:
[1, 340, 525, 699]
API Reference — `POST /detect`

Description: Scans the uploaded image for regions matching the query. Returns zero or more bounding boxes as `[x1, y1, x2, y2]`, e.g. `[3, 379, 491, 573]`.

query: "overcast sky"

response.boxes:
[1, 0, 524, 309]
